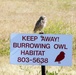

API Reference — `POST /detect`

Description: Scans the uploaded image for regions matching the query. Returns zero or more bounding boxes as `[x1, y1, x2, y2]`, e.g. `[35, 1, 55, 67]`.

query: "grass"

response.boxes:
[46, 70, 58, 75]
[44, 20, 72, 34]
[0, 39, 9, 56]
[0, 0, 76, 75]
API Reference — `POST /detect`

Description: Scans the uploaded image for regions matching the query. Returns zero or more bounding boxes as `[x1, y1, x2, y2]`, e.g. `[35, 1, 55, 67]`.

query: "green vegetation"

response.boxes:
[47, 71, 58, 75]
[44, 20, 72, 34]
[0, 39, 10, 56]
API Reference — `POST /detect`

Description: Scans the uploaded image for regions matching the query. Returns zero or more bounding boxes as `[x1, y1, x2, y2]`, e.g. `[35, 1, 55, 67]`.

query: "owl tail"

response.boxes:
[33, 29, 36, 33]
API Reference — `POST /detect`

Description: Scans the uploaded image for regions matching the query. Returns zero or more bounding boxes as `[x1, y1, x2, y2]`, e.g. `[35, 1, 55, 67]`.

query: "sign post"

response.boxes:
[10, 33, 72, 74]
[39, 32, 46, 75]
[41, 65, 46, 75]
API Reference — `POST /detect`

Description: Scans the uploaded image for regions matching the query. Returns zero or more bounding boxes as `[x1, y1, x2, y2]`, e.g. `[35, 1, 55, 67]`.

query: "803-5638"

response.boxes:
[17, 57, 48, 64]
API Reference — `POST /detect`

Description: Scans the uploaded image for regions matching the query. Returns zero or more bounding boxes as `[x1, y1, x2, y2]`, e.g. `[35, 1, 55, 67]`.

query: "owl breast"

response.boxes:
[41, 20, 46, 27]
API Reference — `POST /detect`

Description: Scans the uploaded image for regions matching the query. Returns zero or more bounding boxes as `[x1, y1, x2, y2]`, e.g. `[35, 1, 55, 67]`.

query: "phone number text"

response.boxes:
[17, 57, 48, 64]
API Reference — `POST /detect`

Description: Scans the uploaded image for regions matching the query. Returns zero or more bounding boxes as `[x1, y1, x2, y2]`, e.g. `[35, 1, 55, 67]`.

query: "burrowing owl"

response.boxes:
[33, 16, 47, 33]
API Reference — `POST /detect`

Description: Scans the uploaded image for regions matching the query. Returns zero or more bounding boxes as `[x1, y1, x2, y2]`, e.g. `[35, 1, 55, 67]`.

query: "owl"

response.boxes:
[33, 16, 47, 33]
[55, 51, 65, 64]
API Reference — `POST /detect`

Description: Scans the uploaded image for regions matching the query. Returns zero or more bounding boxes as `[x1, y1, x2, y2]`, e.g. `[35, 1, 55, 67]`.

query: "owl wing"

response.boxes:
[55, 55, 60, 62]
[55, 54, 64, 62]
[33, 20, 41, 32]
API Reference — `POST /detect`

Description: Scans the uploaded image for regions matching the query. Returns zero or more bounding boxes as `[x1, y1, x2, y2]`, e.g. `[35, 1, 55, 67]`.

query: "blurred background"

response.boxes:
[0, 0, 76, 75]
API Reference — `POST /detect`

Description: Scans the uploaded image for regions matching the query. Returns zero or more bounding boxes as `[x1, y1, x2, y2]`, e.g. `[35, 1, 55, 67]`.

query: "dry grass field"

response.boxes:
[0, 0, 76, 75]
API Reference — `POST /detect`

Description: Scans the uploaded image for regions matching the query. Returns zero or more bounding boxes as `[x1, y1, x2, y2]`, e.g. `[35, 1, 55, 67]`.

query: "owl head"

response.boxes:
[39, 16, 46, 20]
[60, 51, 65, 56]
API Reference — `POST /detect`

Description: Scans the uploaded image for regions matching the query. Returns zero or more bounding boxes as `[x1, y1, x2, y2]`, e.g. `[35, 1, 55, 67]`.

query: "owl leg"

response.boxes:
[39, 32, 44, 34]
[41, 29, 44, 33]
[39, 31, 44, 34]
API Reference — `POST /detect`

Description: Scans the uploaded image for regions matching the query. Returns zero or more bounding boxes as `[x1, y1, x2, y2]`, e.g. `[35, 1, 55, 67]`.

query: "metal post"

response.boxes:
[39, 32, 46, 75]
[41, 66, 46, 75]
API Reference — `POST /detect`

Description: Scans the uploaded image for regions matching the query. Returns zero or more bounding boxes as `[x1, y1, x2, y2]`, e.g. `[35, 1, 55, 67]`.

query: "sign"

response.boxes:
[10, 33, 72, 66]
